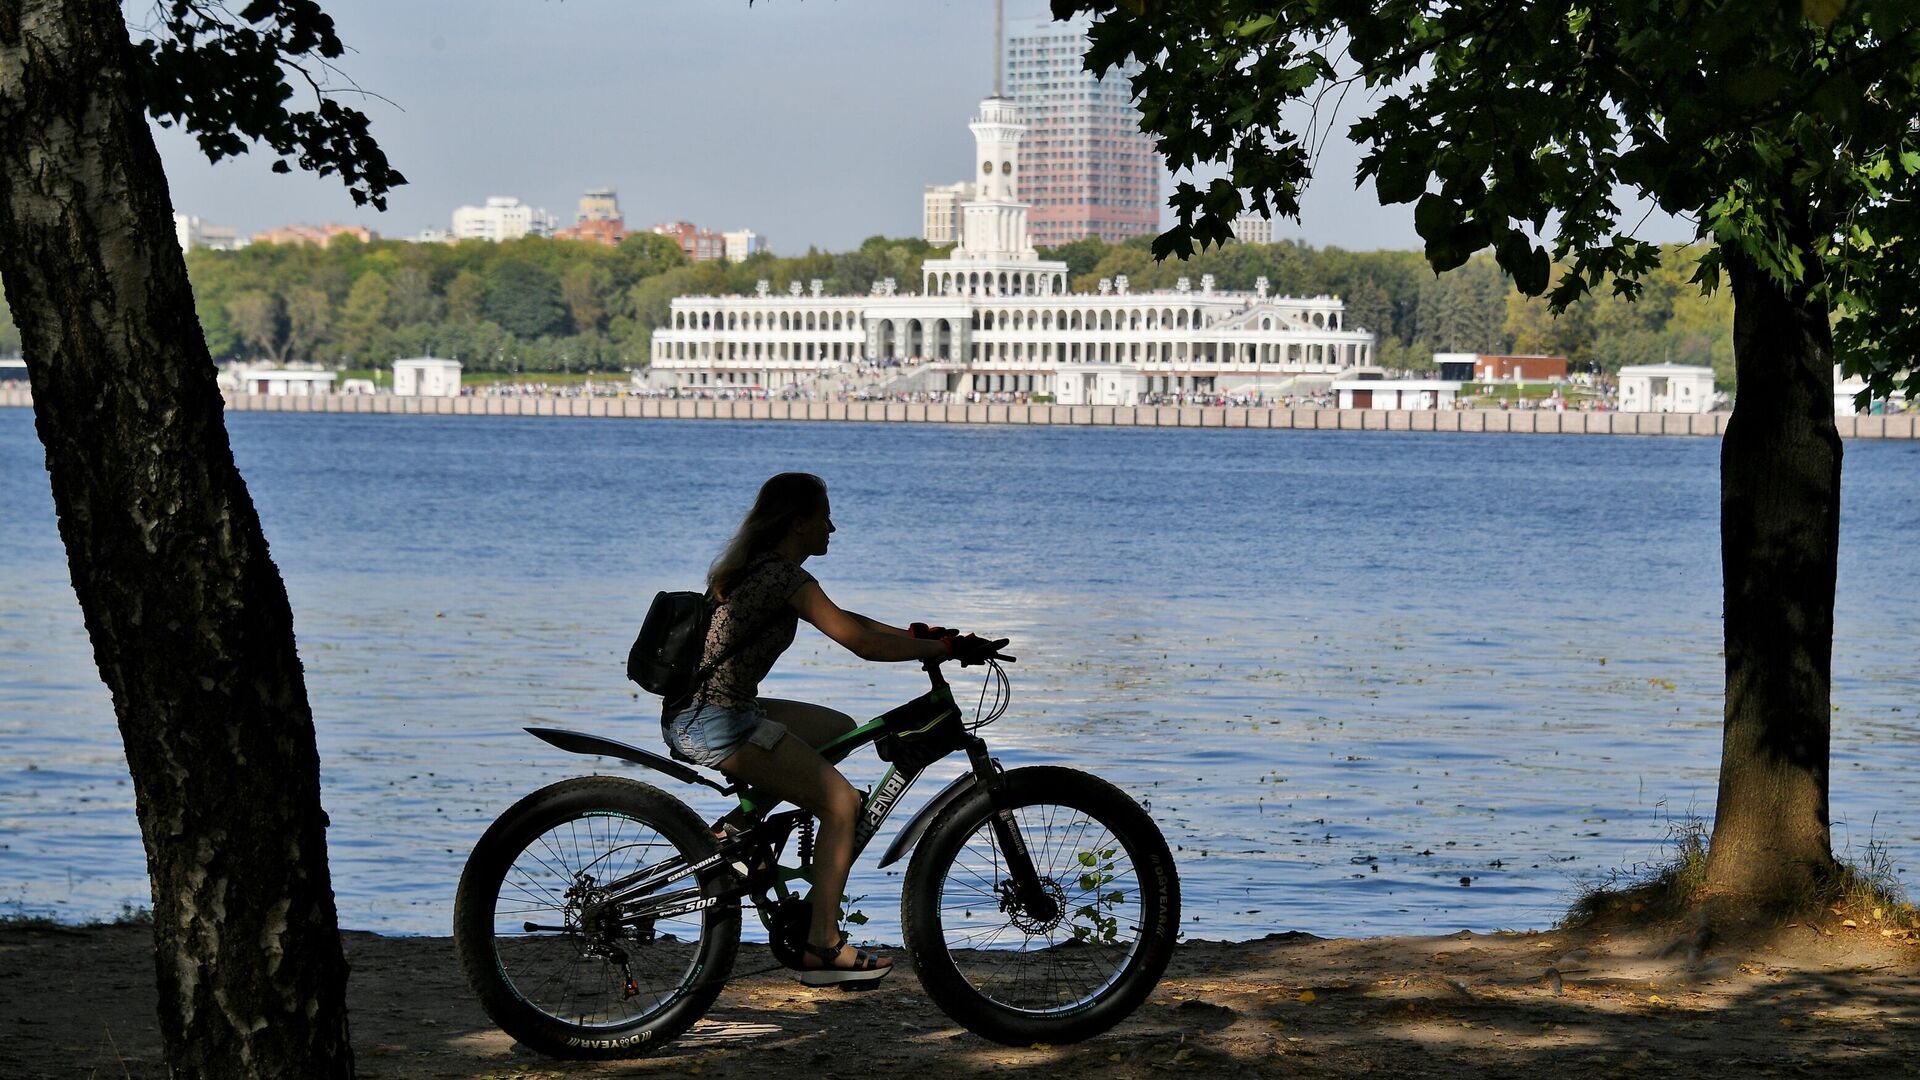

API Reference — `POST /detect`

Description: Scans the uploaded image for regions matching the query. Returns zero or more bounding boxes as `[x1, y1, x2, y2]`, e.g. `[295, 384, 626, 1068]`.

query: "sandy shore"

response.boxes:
[4, 918, 1916, 1079]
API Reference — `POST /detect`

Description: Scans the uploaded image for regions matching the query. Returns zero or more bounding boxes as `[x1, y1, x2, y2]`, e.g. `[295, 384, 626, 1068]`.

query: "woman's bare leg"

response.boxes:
[759, 698, 855, 751]
[718, 729, 889, 970]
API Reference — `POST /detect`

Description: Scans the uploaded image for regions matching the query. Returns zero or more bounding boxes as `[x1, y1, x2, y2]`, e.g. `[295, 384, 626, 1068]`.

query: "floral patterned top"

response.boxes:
[696, 553, 815, 709]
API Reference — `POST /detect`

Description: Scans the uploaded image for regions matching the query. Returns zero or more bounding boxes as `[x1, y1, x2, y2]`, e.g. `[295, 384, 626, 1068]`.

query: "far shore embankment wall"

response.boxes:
[2, 388, 1916, 439]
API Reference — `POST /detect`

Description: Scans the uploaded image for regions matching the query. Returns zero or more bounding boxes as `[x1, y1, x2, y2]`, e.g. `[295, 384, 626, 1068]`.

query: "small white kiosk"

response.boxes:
[223, 365, 336, 396]
[1332, 378, 1462, 410]
[1617, 363, 1715, 413]
[394, 357, 462, 397]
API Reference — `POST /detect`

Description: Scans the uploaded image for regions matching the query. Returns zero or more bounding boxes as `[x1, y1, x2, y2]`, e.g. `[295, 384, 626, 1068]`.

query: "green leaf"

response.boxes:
[1415, 194, 1459, 241]
[1725, 67, 1792, 106]
[1374, 154, 1428, 205]
[1802, 0, 1850, 28]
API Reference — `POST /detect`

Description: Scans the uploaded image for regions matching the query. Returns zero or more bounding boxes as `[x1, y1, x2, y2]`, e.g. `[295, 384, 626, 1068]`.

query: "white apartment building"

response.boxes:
[174, 213, 241, 252]
[922, 182, 977, 245]
[1231, 214, 1277, 245]
[649, 96, 1374, 404]
[451, 197, 557, 242]
[724, 229, 768, 262]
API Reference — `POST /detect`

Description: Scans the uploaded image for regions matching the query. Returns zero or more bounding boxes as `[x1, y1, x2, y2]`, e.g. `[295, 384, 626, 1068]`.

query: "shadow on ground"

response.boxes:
[5, 919, 1917, 1078]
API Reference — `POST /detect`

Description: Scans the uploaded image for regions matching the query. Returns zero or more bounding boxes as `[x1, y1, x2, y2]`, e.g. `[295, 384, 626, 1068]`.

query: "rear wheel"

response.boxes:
[453, 777, 740, 1058]
[902, 766, 1179, 1044]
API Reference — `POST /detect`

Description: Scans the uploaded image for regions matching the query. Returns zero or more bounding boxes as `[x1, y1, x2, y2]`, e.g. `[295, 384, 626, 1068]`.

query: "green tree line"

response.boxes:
[74, 231, 1730, 386]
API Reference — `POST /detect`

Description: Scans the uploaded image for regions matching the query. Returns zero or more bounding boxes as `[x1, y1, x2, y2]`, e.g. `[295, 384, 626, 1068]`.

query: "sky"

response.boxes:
[149, 0, 1695, 255]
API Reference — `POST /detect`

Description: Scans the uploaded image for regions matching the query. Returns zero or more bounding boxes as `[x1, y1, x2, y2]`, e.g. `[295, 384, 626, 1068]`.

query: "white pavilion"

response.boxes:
[648, 96, 1375, 405]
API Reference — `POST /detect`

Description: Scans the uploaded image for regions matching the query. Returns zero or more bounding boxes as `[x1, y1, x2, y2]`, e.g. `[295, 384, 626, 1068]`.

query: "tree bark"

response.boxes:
[1708, 237, 1842, 906]
[0, 2, 354, 1076]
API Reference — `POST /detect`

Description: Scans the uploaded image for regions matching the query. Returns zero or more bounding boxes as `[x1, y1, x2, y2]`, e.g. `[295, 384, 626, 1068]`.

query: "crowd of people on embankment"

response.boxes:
[450, 382, 1631, 411]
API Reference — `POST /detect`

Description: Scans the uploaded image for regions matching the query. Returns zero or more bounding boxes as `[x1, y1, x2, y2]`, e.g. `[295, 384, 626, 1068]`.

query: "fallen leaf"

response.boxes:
[1297, 989, 1317, 1004]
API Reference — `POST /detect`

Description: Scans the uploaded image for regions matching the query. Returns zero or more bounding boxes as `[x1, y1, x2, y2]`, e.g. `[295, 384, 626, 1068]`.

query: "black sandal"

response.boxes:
[798, 930, 893, 987]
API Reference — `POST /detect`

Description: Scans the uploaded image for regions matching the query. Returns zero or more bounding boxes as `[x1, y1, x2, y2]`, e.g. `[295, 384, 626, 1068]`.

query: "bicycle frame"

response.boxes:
[546, 660, 1049, 935]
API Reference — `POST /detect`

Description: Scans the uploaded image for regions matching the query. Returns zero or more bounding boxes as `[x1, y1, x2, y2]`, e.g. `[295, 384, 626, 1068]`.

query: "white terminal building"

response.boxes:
[650, 96, 1374, 404]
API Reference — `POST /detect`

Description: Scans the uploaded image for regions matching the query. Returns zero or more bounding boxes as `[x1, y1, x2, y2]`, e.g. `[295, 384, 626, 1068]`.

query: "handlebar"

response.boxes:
[910, 622, 1014, 666]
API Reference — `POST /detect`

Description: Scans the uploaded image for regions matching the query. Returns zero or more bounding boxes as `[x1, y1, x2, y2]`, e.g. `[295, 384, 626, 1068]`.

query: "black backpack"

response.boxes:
[627, 590, 760, 717]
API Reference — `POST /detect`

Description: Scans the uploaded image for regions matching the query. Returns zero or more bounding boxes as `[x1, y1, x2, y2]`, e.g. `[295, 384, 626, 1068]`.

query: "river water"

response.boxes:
[2, 410, 1916, 942]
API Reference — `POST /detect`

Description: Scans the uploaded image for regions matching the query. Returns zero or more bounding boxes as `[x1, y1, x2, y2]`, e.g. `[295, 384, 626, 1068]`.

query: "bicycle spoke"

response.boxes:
[933, 800, 1147, 1016]
[491, 811, 709, 1030]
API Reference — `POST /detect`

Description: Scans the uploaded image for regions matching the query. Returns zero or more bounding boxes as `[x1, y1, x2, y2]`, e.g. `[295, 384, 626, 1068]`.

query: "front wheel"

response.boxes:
[902, 766, 1179, 1045]
[453, 776, 740, 1058]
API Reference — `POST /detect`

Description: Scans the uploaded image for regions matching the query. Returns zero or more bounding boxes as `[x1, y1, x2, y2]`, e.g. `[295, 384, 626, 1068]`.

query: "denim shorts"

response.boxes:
[662, 699, 788, 768]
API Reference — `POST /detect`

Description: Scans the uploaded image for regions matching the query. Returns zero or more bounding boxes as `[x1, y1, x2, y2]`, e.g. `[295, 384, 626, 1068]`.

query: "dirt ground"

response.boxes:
[4, 918, 1917, 1079]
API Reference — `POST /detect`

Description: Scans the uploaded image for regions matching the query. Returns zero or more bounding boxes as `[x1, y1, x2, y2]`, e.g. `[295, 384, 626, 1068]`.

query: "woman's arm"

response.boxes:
[842, 610, 914, 638]
[791, 582, 948, 663]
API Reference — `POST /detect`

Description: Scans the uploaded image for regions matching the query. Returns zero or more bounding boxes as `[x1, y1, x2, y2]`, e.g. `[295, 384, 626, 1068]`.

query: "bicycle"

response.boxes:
[453, 649, 1180, 1057]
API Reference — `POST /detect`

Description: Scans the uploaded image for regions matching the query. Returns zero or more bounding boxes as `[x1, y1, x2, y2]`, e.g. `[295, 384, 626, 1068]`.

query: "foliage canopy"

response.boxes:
[1059, 0, 1920, 403]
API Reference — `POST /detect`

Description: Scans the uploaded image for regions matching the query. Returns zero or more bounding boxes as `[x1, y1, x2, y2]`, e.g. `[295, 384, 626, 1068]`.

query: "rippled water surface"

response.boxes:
[3, 410, 1917, 942]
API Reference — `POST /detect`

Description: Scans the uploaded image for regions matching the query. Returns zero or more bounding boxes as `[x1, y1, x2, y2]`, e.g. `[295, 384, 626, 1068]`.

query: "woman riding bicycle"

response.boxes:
[663, 471, 1003, 986]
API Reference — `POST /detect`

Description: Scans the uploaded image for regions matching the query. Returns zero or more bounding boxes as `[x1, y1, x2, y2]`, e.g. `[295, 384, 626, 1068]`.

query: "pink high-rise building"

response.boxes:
[1006, 18, 1160, 247]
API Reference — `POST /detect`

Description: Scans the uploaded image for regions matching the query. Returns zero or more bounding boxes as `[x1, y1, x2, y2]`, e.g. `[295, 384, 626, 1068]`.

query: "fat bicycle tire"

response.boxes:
[901, 766, 1179, 1045]
[453, 776, 740, 1058]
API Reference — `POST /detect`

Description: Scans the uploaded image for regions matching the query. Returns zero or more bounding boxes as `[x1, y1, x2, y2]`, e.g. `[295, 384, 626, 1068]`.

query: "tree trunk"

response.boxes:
[0, 2, 354, 1076]
[1708, 240, 1842, 906]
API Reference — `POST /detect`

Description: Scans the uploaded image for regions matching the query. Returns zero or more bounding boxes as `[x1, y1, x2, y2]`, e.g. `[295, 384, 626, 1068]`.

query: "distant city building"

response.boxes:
[221, 365, 337, 396]
[1830, 363, 1909, 414]
[394, 357, 462, 397]
[1230, 214, 1277, 245]
[251, 223, 373, 248]
[1618, 363, 1714, 413]
[1332, 377, 1462, 410]
[652, 221, 728, 262]
[723, 229, 768, 262]
[0, 358, 27, 385]
[1433, 352, 1479, 381]
[412, 227, 455, 244]
[451, 197, 556, 242]
[173, 213, 241, 252]
[1473, 354, 1569, 382]
[650, 94, 1371, 403]
[922, 182, 977, 245]
[1006, 16, 1160, 246]
[576, 187, 622, 224]
[555, 218, 628, 247]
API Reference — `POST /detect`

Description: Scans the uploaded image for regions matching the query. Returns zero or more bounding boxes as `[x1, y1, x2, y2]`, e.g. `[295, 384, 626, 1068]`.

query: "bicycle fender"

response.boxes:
[524, 727, 733, 795]
[876, 771, 981, 869]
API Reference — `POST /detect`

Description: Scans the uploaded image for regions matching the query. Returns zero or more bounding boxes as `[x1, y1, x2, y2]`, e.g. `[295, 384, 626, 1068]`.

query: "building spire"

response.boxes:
[993, 0, 1004, 97]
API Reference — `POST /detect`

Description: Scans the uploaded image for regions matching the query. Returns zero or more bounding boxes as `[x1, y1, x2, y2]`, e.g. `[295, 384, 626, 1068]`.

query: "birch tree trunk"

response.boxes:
[0, 1, 354, 1075]
[1707, 238, 1842, 906]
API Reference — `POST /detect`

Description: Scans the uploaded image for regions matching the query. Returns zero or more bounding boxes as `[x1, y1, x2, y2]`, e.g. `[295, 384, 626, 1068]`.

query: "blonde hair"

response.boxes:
[708, 472, 828, 598]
